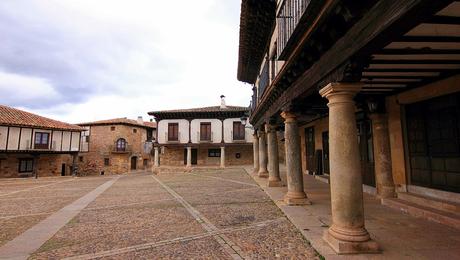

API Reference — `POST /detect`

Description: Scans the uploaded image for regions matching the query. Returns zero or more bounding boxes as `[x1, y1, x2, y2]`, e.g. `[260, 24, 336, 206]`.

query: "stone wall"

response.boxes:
[0, 153, 74, 178]
[77, 124, 152, 175]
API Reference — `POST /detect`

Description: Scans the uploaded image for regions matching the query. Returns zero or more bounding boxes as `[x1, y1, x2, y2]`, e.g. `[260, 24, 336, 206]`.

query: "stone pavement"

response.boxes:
[0, 170, 320, 259]
[243, 165, 460, 259]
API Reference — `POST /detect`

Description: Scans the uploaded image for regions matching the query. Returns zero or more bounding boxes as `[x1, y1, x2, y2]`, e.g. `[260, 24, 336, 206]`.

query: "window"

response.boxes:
[79, 156, 83, 162]
[110, 126, 115, 131]
[200, 122, 211, 141]
[85, 136, 90, 142]
[19, 159, 34, 173]
[143, 159, 148, 166]
[168, 123, 179, 141]
[104, 158, 110, 166]
[133, 129, 137, 133]
[208, 149, 221, 157]
[34, 132, 49, 149]
[116, 138, 127, 151]
[147, 130, 153, 141]
[233, 122, 245, 140]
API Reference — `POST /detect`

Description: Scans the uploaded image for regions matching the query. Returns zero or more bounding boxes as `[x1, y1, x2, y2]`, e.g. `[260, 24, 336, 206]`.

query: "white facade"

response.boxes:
[156, 118, 252, 145]
[0, 125, 81, 152]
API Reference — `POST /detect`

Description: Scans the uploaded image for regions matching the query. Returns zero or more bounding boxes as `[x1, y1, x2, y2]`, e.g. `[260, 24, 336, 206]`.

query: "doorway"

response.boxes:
[305, 127, 315, 174]
[322, 131, 330, 174]
[131, 156, 137, 170]
[357, 116, 375, 187]
[183, 148, 198, 165]
[61, 163, 66, 176]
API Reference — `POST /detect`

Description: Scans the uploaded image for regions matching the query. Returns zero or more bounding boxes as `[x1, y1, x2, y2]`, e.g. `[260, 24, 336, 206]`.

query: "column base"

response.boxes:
[323, 229, 380, 255]
[268, 179, 284, 187]
[258, 171, 269, 178]
[284, 191, 311, 205]
[377, 185, 396, 198]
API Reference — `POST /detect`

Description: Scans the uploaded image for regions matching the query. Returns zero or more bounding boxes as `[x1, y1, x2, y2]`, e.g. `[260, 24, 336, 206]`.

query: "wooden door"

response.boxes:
[305, 127, 315, 174]
[131, 156, 137, 170]
[322, 131, 330, 174]
[357, 116, 375, 187]
[61, 163, 66, 176]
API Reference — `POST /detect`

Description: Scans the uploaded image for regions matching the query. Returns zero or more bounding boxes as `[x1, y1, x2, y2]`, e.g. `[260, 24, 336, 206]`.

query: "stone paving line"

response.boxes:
[0, 179, 76, 197]
[64, 217, 286, 260]
[0, 176, 121, 260]
[151, 175, 248, 260]
[189, 173, 259, 187]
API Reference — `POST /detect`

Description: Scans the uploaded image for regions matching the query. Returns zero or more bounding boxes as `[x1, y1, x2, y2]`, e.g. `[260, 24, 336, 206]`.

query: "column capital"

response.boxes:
[368, 112, 388, 124]
[280, 111, 297, 123]
[319, 82, 363, 100]
[258, 130, 266, 138]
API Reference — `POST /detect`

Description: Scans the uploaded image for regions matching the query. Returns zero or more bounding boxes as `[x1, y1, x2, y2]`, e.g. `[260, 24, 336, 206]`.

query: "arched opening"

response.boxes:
[116, 138, 126, 151]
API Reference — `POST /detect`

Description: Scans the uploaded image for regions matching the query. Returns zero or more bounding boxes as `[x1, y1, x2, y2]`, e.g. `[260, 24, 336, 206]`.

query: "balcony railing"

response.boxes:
[258, 60, 270, 101]
[110, 144, 132, 154]
[277, 0, 311, 59]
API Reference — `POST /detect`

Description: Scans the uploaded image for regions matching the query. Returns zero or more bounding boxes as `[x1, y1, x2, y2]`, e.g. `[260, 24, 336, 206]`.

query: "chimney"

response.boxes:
[137, 116, 143, 124]
[220, 95, 226, 109]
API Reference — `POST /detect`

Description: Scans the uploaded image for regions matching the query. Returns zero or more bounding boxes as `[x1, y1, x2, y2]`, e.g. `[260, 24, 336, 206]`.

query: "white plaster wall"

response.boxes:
[0, 126, 8, 150]
[190, 119, 222, 143]
[52, 131, 63, 151]
[61, 131, 71, 151]
[19, 128, 32, 150]
[7, 127, 20, 150]
[157, 119, 189, 144]
[223, 118, 252, 143]
[71, 132, 80, 151]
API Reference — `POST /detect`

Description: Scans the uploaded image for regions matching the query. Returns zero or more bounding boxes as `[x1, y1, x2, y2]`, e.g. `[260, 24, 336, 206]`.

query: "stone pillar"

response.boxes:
[220, 146, 225, 168]
[186, 146, 192, 168]
[154, 146, 160, 167]
[267, 123, 282, 187]
[253, 132, 259, 174]
[258, 130, 269, 178]
[319, 82, 379, 254]
[280, 111, 309, 205]
[370, 113, 396, 198]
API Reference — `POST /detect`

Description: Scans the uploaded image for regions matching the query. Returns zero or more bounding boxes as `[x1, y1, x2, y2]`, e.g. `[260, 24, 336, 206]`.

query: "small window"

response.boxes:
[116, 138, 127, 151]
[79, 156, 83, 162]
[235, 153, 241, 159]
[104, 158, 110, 166]
[133, 129, 137, 133]
[208, 149, 221, 157]
[143, 159, 148, 166]
[85, 136, 90, 142]
[200, 122, 212, 141]
[19, 159, 34, 173]
[110, 126, 116, 131]
[34, 132, 49, 149]
[233, 122, 245, 141]
[168, 123, 179, 141]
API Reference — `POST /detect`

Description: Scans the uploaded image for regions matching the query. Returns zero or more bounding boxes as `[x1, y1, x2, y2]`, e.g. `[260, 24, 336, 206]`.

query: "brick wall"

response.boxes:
[77, 124, 152, 175]
[0, 154, 73, 178]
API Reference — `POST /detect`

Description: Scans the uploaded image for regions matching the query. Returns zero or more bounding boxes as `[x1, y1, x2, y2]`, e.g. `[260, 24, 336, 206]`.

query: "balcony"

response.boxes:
[258, 60, 270, 101]
[277, 0, 311, 59]
[110, 143, 132, 154]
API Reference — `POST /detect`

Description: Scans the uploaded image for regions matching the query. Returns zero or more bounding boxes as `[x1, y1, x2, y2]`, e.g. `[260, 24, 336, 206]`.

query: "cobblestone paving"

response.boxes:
[2, 169, 319, 259]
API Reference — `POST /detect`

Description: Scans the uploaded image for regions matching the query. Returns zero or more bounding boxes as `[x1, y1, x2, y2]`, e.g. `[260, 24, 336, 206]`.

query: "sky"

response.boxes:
[0, 0, 252, 123]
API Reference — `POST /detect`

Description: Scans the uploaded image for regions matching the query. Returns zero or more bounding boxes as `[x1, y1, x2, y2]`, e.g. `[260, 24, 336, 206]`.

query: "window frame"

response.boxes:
[200, 122, 212, 141]
[18, 158, 34, 173]
[208, 148, 221, 157]
[34, 132, 50, 149]
[104, 158, 110, 166]
[232, 121, 245, 141]
[168, 123, 179, 141]
[116, 138, 127, 151]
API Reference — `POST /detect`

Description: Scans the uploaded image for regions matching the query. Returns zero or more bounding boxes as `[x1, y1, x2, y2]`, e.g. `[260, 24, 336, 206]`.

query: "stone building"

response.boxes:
[238, 0, 460, 254]
[0, 105, 83, 178]
[77, 117, 156, 175]
[148, 96, 253, 168]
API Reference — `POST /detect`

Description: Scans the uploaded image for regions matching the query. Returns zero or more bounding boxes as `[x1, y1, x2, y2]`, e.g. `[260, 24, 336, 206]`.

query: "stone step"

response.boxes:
[381, 197, 460, 230]
[397, 192, 460, 216]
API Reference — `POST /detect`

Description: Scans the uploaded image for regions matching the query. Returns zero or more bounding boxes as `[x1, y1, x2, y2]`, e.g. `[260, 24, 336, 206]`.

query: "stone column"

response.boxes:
[258, 129, 269, 177]
[154, 146, 160, 167]
[186, 146, 192, 168]
[267, 123, 282, 187]
[280, 111, 309, 205]
[319, 82, 379, 254]
[253, 132, 259, 174]
[220, 146, 225, 168]
[370, 113, 396, 198]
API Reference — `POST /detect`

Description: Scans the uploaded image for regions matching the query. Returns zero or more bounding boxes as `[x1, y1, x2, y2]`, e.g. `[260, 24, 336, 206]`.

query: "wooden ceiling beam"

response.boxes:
[424, 15, 460, 25]
[377, 48, 460, 55]
[398, 36, 460, 42]
[371, 59, 460, 64]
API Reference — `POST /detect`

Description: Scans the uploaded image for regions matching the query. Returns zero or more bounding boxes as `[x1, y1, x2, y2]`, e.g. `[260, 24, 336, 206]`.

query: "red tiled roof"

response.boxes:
[78, 118, 156, 129]
[0, 105, 84, 131]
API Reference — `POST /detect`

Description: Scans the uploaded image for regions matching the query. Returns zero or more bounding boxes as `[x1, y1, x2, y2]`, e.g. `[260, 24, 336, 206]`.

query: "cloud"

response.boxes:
[0, 0, 251, 122]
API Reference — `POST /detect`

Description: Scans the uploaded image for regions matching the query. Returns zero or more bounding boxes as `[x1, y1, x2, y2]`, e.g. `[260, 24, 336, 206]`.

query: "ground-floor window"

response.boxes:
[19, 159, 33, 173]
[79, 156, 83, 162]
[104, 158, 110, 166]
[143, 159, 148, 166]
[208, 149, 221, 157]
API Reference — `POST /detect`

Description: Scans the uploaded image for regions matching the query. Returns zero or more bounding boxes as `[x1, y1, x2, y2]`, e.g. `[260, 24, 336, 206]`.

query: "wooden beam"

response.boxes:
[376, 48, 460, 55]
[363, 81, 416, 84]
[361, 75, 436, 79]
[398, 36, 460, 42]
[424, 15, 460, 25]
[371, 59, 460, 64]
[364, 68, 458, 72]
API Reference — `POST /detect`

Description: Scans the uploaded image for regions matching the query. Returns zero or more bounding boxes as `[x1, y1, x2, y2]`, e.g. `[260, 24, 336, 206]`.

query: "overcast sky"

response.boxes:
[0, 0, 251, 123]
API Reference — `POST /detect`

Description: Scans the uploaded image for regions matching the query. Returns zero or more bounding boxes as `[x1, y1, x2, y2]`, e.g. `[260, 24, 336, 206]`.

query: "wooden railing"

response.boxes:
[258, 60, 270, 100]
[277, 0, 311, 59]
